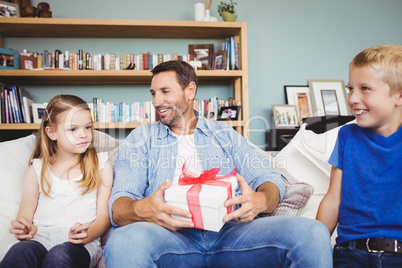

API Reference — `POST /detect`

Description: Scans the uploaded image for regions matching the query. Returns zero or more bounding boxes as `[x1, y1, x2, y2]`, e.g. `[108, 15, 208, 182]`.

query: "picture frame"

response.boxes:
[0, 1, 20, 17]
[212, 50, 227, 70]
[20, 55, 37, 70]
[308, 80, 351, 116]
[188, 44, 214, 70]
[32, 103, 47, 124]
[0, 48, 20, 70]
[272, 104, 300, 129]
[284, 85, 313, 122]
[217, 106, 241, 120]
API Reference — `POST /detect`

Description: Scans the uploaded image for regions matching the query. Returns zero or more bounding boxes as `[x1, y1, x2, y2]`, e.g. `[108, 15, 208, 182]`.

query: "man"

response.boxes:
[104, 60, 332, 267]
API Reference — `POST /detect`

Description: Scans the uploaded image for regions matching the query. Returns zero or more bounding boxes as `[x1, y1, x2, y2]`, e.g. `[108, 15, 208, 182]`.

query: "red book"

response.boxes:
[143, 53, 149, 70]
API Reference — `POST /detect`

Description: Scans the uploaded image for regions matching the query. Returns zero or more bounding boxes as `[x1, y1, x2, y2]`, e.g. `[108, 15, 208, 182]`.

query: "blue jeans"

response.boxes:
[104, 216, 332, 268]
[334, 241, 402, 268]
[0, 240, 90, 268]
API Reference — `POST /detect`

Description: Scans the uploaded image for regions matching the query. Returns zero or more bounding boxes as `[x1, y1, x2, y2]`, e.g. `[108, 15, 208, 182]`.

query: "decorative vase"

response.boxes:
[221, 11, 237, 22]
[203, 9, 211, 21]
[194, 2, 205, 21]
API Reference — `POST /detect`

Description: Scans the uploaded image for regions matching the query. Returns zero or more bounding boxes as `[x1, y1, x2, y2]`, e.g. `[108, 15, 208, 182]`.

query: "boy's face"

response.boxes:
[348, 66, 402, 137]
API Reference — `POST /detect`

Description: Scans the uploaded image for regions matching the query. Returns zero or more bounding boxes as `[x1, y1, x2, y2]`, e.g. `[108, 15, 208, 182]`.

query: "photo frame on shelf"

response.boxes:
[217, 106, 241, 120]
[0, 48, 20, 70]
[272, 104, 300, 129]
[284, 85, 312, 122]
[0, 1, 20, 17]
[308, 79, 351, 116]
[32, 103, 47, 124]
[20, 55, 37, 70]
[212, 50, 227, 70]
[189, 44, 214, 60]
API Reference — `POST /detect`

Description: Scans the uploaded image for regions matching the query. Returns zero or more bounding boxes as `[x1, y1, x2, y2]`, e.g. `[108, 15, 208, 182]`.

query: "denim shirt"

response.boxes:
[109, 114, 285, 227]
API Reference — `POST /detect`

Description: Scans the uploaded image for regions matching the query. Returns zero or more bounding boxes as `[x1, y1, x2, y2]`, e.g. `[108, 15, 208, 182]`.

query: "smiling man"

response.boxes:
[104, 60, 332, 268]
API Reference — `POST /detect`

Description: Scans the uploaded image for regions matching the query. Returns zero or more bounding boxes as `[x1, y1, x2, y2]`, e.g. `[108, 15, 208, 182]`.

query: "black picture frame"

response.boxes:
[217, 106, 241, 120]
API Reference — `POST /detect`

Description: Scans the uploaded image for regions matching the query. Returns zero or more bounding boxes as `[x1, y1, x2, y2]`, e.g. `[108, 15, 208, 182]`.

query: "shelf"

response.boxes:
[0, 17, 249, 138]
[0, 121, 244, 130]
[0, 70, 244, 85]
[0, 18, 245, 39]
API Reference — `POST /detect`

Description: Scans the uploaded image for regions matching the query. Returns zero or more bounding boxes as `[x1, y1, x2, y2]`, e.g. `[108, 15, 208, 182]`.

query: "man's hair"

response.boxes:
[151, 60, 198, 91]
[349, 44, 402, 95]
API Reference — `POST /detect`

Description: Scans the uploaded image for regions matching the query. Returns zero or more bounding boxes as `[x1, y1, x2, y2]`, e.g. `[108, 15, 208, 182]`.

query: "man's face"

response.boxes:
[150, 71, 192, 129]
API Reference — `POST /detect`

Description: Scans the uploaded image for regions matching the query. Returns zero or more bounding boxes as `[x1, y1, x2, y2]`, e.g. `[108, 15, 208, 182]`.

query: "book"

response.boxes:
[0, 85, 5, 123]
[22, 96, 33, 124]
[11, 86, 22, 123]
[17, 86, 30, 123]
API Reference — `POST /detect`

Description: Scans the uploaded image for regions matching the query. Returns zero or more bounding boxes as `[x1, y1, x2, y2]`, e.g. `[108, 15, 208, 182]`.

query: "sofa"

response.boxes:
[0, 121, 352, 266]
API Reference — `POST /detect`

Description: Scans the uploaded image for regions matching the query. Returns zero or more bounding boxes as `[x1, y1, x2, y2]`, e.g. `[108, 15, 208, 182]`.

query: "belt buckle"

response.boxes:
[366, 238, 384, 253]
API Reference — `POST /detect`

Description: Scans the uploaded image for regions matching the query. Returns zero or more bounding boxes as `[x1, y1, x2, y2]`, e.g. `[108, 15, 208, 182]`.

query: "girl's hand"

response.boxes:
[69, 222, 90, 244]
[10, 217, 37, 240]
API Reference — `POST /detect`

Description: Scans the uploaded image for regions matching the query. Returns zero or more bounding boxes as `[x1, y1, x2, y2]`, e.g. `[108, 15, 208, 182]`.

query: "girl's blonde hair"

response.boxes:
[349, 44, 402, 95]
[29, 94, 101, 197]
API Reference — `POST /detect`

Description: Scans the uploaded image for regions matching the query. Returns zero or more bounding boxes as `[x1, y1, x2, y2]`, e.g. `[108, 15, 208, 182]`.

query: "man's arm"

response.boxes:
[111, 180, 194, 231]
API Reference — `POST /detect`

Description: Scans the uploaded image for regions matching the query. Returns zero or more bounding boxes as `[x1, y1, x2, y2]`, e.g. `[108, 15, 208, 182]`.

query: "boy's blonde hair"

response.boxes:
[30, 94, 101, 197]
[349, 44, 402, 95]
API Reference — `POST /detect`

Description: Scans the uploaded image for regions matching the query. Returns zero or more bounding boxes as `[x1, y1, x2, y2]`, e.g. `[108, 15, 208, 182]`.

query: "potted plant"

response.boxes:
[217, 0, 237, 22]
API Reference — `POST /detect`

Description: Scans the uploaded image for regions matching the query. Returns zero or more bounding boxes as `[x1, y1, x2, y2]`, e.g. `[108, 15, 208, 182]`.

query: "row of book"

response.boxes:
[20, 49, 189, 71]
[220, 36, 240, 71]
[14, 36, 240, 71]
[90, 99, 157, 123]
[0, 84, 33, 124]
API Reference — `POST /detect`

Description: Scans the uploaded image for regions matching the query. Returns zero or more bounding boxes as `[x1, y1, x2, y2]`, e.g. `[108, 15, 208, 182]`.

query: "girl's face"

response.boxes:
[51, 108, 93, 155]
[348, 66, 402, 137]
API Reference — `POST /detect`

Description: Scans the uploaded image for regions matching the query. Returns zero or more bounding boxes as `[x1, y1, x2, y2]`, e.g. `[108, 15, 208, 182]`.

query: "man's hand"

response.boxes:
[113, 180, 195, 231]
[10, 217, 37, 241]
[223, 174, 279, 223]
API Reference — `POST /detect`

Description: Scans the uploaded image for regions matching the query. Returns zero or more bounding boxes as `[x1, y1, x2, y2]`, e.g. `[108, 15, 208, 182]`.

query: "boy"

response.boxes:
[316, 44, 402, 267]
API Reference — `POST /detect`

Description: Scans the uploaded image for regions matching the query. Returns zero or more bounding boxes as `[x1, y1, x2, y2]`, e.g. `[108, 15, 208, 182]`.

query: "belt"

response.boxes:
[340, 238, 402, 254]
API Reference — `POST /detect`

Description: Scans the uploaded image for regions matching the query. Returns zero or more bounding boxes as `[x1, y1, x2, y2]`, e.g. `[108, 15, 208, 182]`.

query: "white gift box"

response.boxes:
[165, 176, 238, 232]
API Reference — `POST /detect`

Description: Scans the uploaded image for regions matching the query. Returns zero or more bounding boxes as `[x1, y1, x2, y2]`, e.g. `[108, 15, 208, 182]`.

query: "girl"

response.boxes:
[0, 95, 113, 268]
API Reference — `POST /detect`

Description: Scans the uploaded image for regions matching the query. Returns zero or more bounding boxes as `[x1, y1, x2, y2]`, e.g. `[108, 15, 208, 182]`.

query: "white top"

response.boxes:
[171, 134, 203, 183]
[30, 152, 108, 267]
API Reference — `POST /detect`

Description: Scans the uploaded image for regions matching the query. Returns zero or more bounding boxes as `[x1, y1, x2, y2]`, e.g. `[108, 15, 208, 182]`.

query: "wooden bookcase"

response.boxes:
[0, 18, 249, 139]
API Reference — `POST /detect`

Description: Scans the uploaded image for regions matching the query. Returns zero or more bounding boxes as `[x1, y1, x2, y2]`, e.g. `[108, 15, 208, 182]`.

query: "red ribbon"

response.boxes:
[178, 164, 237, 230]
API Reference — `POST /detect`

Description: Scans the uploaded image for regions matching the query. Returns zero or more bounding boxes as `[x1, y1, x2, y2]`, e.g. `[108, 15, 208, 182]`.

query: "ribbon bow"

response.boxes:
[178, 164, 237, 229]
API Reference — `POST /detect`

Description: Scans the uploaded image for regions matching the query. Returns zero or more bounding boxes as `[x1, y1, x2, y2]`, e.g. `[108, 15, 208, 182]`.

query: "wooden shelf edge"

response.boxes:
[0, 70, 244, 84]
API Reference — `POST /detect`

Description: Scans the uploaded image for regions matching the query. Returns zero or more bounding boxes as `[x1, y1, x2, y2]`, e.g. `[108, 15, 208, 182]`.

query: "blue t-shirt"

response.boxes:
[329, 123, 402, 245]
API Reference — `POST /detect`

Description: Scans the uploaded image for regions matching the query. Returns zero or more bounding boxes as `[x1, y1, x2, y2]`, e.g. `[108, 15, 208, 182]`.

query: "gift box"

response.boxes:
[165, 166, 238, 232]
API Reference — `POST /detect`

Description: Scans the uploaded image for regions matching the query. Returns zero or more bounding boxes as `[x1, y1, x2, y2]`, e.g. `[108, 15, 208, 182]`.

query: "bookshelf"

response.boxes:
[0, 18, 249, 138]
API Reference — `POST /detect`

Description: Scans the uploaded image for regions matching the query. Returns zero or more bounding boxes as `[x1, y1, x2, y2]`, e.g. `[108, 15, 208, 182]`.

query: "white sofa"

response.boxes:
[0, 123, 349, 265]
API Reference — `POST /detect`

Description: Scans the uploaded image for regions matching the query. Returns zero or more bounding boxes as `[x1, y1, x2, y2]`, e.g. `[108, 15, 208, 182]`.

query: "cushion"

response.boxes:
[254, 146, 314, 216]
[0, 135, 36, 260]
[0, 131, 122, 262]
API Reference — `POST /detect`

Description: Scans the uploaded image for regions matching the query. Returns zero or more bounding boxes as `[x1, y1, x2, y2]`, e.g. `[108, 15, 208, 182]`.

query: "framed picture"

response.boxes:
[0, 1, 20, 17]
[0, 48, 20, 70]
[284, 85, 312, 122]
[32, 103, 47, 124]
[20, 55, 37, 70]
[189, 44, 214, 61]
[308, 80, 351, 116]
[272, 104, 300, 129]
[212, 51, 227, 70]
[217, 106, 241, 120]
